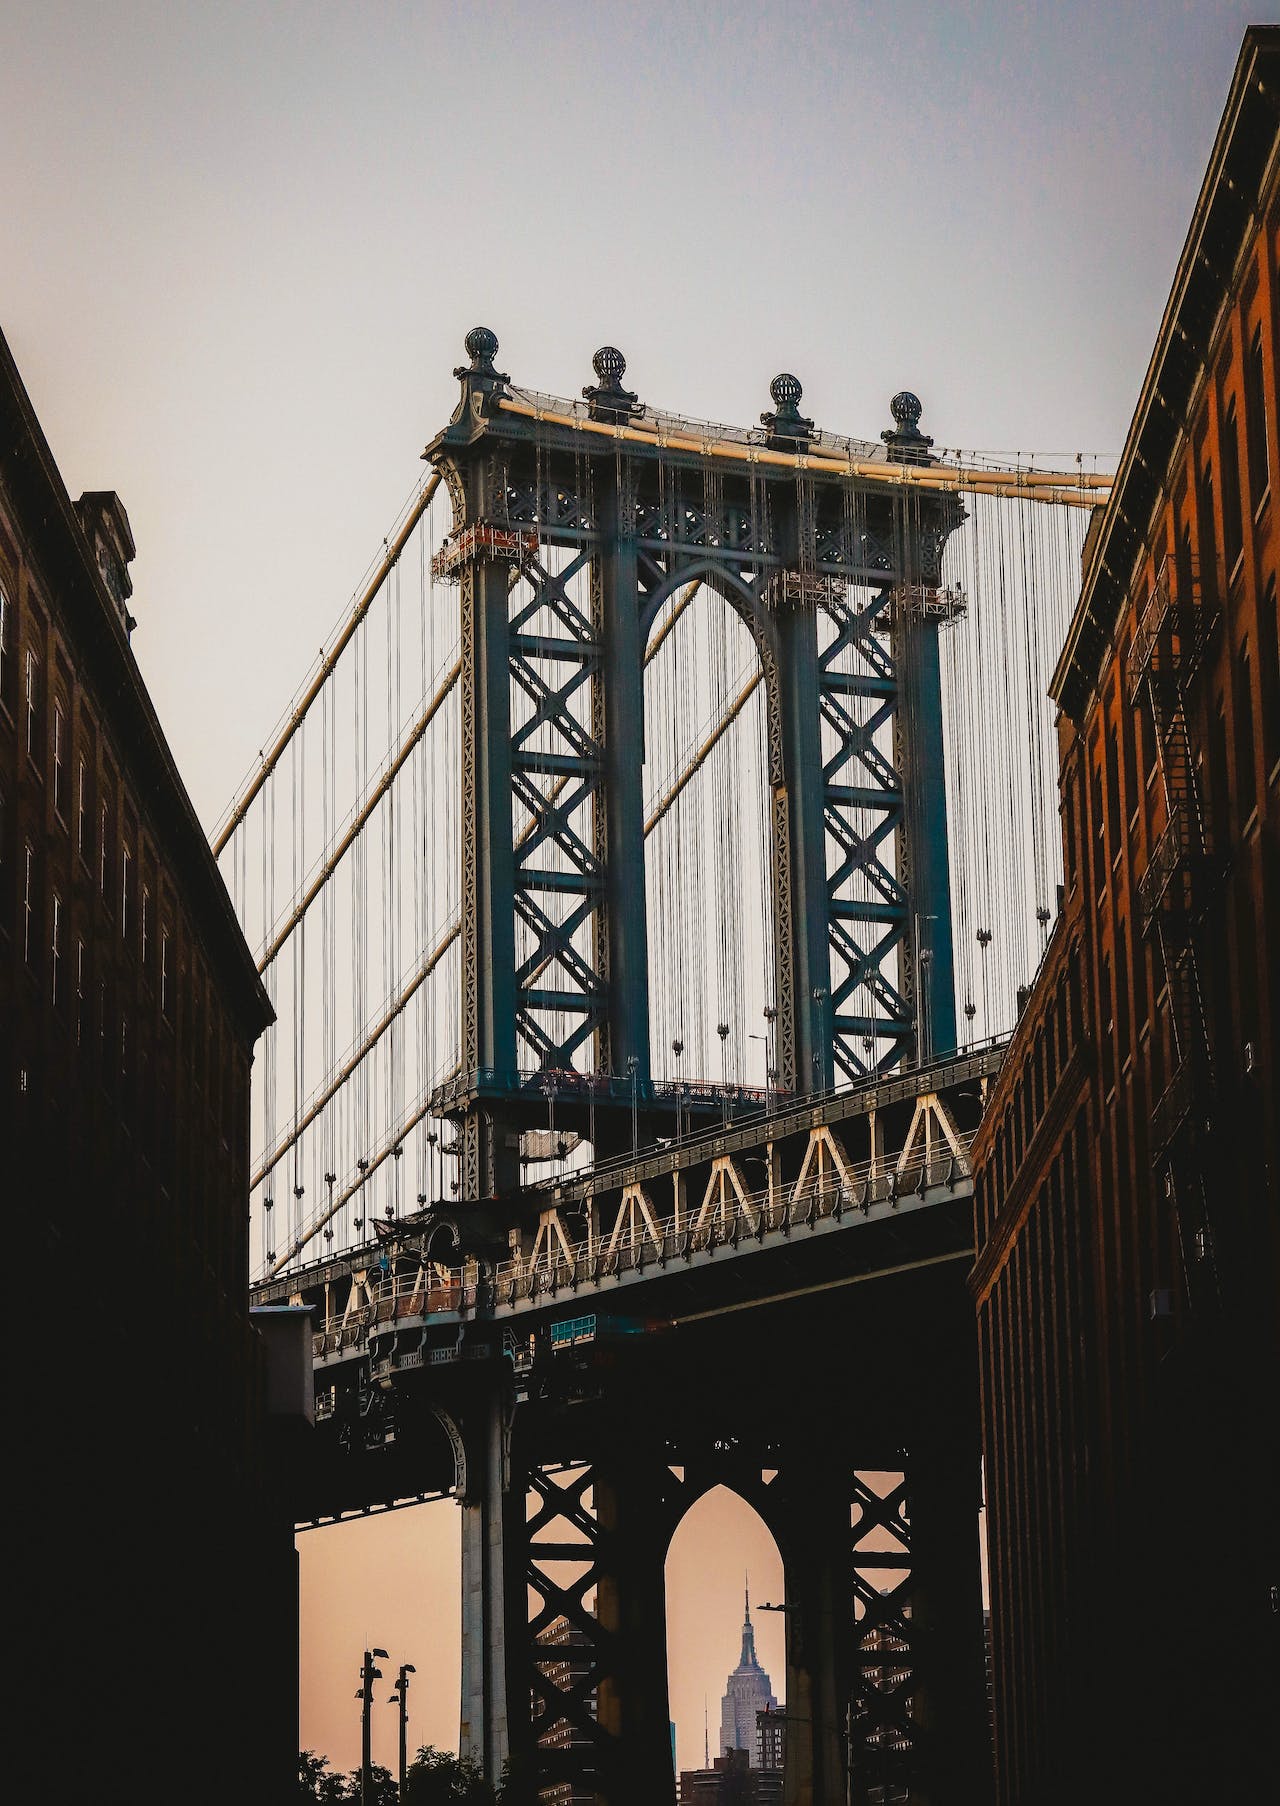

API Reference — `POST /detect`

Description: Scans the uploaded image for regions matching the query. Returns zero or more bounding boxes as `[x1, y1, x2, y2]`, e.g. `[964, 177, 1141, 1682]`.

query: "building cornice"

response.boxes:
[0, 328, 272, 1039]
[1051, 26, 1280, 722]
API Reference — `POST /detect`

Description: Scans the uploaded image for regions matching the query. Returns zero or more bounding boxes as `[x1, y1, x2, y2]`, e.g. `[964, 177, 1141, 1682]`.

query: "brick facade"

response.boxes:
[1, 330, 288, 1804]
[969, 30, 1278, 1805]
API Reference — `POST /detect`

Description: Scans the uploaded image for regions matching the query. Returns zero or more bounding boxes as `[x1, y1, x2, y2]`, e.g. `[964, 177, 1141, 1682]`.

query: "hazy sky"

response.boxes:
[3, 0, 1266, 1776]
[3, 1, 1262, 828]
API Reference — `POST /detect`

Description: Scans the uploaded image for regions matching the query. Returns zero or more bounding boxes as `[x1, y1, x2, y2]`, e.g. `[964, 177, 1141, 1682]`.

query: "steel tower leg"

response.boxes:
[776, 600, 835, 1096]
[593, 484, 651, 1102]
[897, 616, 958, 1064]
[459, 549, 521, 1199]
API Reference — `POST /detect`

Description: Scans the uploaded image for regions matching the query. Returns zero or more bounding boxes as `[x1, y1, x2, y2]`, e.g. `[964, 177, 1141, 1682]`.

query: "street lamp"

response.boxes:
[356, 1648, 388, 1806]
[717, 1022, 730, 1126]
[811, 986, 828, 1095]
[388, 1663, 416, 1799]
[914, 912, 937, 1067]
[671, 1039, 685, 1145]
[626, 1054, 639, 1156]
[762, 1006, 778, 1113]
[541, 1076, 557, 1167]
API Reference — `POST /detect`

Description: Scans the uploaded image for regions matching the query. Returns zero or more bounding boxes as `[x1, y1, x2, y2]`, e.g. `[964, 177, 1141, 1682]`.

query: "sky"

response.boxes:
[2, 0, 1267, 1777]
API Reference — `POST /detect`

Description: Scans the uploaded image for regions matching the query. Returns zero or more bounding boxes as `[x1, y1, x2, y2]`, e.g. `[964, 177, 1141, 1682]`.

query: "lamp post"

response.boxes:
[388, 1663, 416, 1799]
[811, 986, 828, 1096]
[914, 912, 937, 1067]
[541, 1076, 556, 1168]
[357, 1648, 388, 1806]
[717, 1022, 730, 1127]
[671, 1039, 684, 1145]
[762, 1006, 778, 1113]
[626, 1054, 639, 1156]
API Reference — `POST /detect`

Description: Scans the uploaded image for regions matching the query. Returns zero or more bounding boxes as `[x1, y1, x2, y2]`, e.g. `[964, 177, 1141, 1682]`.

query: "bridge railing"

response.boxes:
[309, 1132, 975, 1353]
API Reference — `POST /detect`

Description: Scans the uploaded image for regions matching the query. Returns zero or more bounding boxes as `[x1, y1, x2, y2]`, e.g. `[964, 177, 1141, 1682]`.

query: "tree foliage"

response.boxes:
[297, 1751, 352, 1804]
[298, 1745, 522, 1805]
[403, 1745, 496, 1805]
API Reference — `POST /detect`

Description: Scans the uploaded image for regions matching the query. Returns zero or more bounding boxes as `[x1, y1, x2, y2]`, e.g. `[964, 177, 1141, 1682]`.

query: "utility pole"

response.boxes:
[389, 1663, 416, 1799]
[357, 1647, 387, 1806]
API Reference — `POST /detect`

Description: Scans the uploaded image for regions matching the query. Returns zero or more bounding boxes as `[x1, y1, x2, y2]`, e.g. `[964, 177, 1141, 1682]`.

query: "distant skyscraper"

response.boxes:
[720, 1584, 778, 1766]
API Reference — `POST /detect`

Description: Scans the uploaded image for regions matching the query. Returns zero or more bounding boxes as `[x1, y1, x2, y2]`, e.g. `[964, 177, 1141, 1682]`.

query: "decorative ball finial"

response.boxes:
[760, 371, 814, 447]
[464, 326, 499, 370]
[592, 345, 627, 385]
[882, 389, 933, 461]
[584, 344, 640, 422]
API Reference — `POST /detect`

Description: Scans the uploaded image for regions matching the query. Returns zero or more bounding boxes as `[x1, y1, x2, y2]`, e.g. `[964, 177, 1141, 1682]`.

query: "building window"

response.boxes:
[1209, 693, 1229, 849]
[51, 891, 63, 1007]
[161, 929, 171, 1017]
[1197, 460, 1218, 597]
[1116, 918, 1130, 1056]
[1235, 637, 1256, 822]
[76, 940, 87, 1047]
[52, 702, 67, 820]
[100, 797, 114, 904]
[23, 842, 36, 965]
[121, 845, 132, 940]
[1221, 398, 1244, 572]
[77, 758, 89, 860]
[1245, 323, 1270, 509]
[1260, 576, 1278, 777]
[25, 649, 41, 764]
[141, 885, 151, 974]
[0, 580, 13, 715]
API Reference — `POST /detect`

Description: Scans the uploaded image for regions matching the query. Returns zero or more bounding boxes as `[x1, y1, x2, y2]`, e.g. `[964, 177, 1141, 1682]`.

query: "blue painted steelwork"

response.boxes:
[423, 334, 963, 1196]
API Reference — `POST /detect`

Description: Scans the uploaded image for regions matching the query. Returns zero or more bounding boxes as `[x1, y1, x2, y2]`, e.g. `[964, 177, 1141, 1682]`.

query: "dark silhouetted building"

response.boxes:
[680, 1747, 782, 1805]
[1, 331, 288, 1803]
[755, 1703, 785, 1772]
[970, 28, 1278, 1806]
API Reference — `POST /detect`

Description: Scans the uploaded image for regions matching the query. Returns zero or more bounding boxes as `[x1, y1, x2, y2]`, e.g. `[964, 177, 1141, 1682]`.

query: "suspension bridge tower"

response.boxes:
[425, 328, 963, 1203]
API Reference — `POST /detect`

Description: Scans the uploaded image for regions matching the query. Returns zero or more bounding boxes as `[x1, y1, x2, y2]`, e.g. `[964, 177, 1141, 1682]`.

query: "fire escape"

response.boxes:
[1124, 554, 1221, 1310]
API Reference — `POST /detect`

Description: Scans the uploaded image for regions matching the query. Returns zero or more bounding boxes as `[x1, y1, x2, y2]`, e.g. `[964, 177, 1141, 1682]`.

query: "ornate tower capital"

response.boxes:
[882, 390, 934, 464]
[761, 372, 815, 450]
[583, 345, 641, 423]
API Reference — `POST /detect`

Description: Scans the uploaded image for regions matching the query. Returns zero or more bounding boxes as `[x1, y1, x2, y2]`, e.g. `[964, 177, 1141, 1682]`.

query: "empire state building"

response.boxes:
[719, 1585, 777, 1765]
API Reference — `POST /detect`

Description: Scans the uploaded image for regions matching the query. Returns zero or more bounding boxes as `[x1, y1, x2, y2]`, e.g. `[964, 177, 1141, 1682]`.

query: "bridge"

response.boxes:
[223, 332, 1107, 1803]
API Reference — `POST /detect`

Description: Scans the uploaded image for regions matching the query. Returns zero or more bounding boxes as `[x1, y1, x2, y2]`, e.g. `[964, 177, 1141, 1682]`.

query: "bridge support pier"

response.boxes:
[907, 1371, 993, 1804]
[594, 1450, 678, 1803]
[780, 1467, 851, 1806]
[458, 1395, 522, 1781]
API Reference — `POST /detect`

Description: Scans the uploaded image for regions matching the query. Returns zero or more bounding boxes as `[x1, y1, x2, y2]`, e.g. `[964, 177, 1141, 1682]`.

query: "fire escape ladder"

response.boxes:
[1127, 561, 1222, 1311]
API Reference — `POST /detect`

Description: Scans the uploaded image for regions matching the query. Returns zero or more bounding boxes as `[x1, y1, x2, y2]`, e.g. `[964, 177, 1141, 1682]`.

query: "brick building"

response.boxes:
[969, 29, 1278, 1806]
[0, 331, 290, 1802]
[534, 1614, 597, 1805]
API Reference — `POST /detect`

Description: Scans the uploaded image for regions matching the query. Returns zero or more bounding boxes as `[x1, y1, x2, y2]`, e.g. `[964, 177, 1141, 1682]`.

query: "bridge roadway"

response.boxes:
[256, 1044, 1003, 1527]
